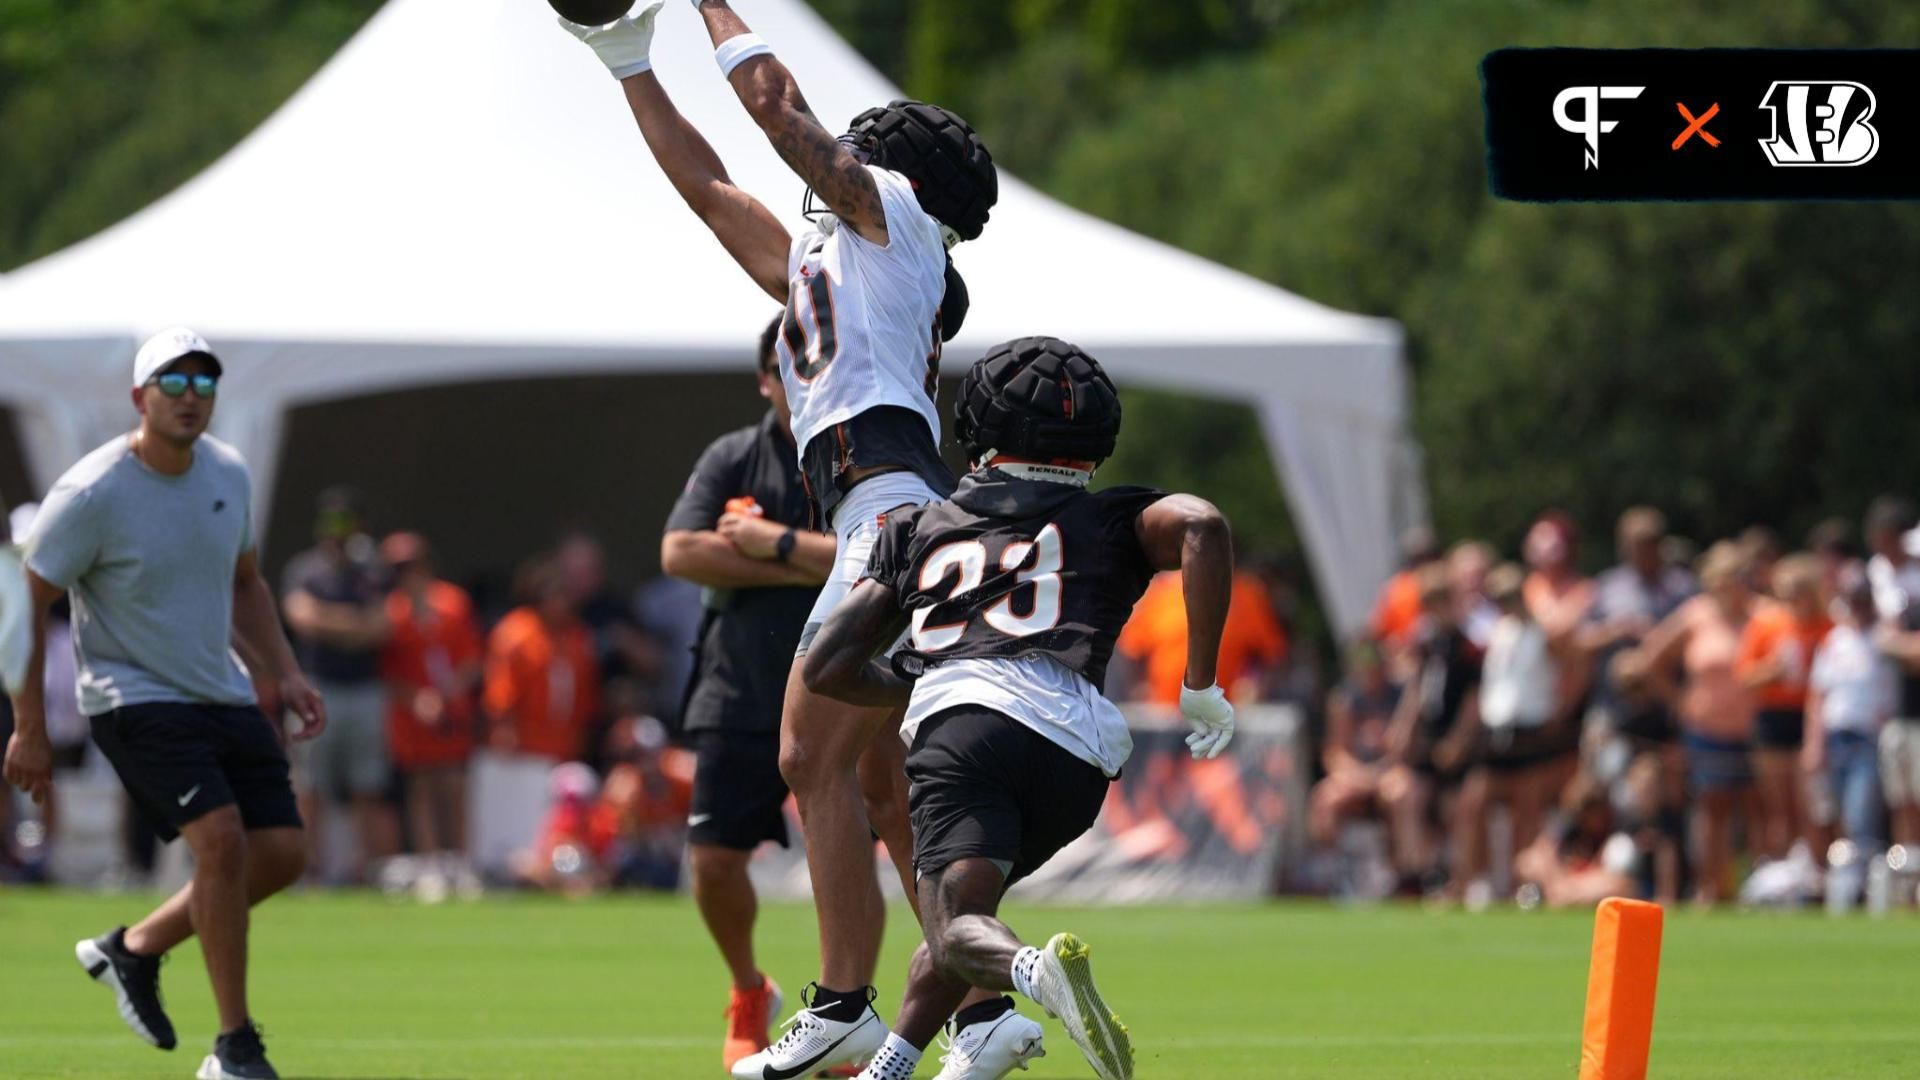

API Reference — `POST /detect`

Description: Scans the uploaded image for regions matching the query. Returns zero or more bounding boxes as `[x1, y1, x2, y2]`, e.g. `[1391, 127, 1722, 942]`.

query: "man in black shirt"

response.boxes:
[281, 488, 395, 883]
[660, 319, 838, 1074]
[1384, 567, 1484, 895]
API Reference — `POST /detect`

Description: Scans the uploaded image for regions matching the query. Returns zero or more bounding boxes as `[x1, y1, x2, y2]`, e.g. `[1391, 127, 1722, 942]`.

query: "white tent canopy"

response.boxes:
[0, 0, 1416, 636]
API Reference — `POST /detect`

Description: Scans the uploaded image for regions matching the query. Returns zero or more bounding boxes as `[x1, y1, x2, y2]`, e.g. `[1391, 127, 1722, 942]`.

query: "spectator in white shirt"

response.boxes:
[1457, 563, 1580, 892]
[1862, 496, 1920, 621]
[1806, 570, 1891, 855]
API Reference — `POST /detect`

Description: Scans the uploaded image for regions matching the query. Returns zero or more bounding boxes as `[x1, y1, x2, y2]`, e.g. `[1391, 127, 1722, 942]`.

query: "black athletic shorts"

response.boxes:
[1617, 702, 1681, 746]
[1483, 720, 1580, 774]
[89, 702, 302, 843]
[687, 729, 790, 851]
[905, 705, 1111, 888]
[1753, 708, 1806, 751]
[802, 406, 955, 528]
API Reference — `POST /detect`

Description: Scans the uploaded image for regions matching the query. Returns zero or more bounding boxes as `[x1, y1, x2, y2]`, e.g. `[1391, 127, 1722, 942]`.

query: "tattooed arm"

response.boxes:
[692, 2, 889, 245]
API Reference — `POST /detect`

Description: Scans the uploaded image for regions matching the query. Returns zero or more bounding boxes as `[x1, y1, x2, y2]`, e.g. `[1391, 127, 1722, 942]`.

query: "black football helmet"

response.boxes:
[939, 256, 969, 343]
[807, 100, 997, 245]
[955, 337, 1122, 464]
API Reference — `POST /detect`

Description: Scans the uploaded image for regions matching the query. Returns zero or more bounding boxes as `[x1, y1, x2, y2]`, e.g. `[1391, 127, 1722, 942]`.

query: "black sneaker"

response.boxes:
[198, 1021, 279, 1080]
[75, 926, 176, 1050]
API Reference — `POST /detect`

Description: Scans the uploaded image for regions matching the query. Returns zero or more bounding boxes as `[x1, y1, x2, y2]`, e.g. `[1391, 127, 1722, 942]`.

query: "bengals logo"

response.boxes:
[1758, 81, 1879, 167]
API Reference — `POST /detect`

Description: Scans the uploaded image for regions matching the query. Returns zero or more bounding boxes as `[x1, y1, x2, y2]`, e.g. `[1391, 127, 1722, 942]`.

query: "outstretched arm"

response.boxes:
[621, 72, 792, 300]
[692, 1, 888, 245]
[561, 10, 791, 300]
[803, 579, 913, 707]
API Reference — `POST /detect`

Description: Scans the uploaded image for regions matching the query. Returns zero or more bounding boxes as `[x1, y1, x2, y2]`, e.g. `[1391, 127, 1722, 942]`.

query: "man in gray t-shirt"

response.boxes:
[2, 326, 326, 1080]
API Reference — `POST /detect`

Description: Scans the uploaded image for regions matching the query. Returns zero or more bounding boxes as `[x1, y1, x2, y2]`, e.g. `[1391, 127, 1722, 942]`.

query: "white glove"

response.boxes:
[1179, 683, 1236, 760]
[559, 0, 667, 80]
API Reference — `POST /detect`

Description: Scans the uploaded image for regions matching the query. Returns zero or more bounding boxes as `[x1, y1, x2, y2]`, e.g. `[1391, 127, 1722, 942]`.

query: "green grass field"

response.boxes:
[1, 890, 1913, 1078]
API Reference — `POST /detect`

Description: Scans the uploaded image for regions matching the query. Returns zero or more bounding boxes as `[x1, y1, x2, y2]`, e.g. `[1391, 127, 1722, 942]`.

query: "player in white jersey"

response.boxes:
[557, 4, 1000, 1076]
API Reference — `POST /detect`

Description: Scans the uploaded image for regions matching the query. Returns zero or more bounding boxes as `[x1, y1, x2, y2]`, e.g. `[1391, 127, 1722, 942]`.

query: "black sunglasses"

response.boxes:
[151, 373, 218, 399]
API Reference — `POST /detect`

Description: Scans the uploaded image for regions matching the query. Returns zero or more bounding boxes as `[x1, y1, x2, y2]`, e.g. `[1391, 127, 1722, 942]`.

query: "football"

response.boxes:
[546, 0, 635, 26]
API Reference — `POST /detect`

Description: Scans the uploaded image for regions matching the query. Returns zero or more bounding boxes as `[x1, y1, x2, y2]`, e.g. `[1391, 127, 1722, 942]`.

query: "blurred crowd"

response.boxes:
[1309, 499, 1920, 910]
[1, 488, 708, 897]
[0, 479, 1320, 897]
[24, 476, 1919, 914]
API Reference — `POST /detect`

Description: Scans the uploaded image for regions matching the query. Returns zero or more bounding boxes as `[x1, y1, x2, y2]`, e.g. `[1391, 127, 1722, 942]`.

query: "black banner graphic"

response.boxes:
[1484, 48, 1920, 201]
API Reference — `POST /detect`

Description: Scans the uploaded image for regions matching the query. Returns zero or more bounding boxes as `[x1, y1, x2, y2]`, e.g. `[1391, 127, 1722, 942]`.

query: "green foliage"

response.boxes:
[1416, 199, 1920, 554]
[902, 0, 1019, 114]
[1098, 388, 1296, 557]
[896, 0, 1295, 121]
[802, 0, 913, 82]
[1081, 0, 1241, 67]
[933, 0, 1920, 563]
[0, 0, 382, 271]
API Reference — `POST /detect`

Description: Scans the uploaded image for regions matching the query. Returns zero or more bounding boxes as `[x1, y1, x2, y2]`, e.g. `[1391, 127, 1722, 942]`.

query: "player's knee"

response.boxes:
[257, 831, 307, 893]
[190, 814, 248, 877]
[928, 916, 991, 982]
[777, 741, 811, 791]
[907, 939, 941, 984]
[688, 844, 748, 885]
[779, 740, 843, 796]
[924, 921, 964, 978]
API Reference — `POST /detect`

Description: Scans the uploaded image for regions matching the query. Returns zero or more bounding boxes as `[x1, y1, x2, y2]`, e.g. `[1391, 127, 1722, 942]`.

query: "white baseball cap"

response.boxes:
[133, 326, 223, 389]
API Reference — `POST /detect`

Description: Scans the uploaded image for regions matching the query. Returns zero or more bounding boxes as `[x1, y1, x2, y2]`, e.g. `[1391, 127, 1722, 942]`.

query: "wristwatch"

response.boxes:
[775, 528, 797, 562]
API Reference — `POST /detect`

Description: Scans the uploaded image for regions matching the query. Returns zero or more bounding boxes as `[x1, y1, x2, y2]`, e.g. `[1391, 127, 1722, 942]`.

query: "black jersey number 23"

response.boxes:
[910, 524, 1066, 652]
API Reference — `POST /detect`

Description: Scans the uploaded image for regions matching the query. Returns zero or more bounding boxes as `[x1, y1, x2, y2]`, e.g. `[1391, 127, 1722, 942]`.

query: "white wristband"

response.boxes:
[715, 33, 772, 78]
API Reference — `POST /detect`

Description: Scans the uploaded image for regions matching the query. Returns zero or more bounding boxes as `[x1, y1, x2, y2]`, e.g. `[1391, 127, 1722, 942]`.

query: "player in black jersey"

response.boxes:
[803, 338, 1238, 1080]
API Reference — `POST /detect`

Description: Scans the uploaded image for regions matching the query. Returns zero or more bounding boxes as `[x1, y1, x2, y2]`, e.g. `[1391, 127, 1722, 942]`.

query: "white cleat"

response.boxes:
[1029, 933, 1133, 1080]
[930, 1007, 1046, 1079]
[730, 985, 887, 1080]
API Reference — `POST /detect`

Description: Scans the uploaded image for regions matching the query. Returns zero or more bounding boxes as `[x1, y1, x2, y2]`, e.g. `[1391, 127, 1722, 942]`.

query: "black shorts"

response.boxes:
[89, 702, 301, 843]
[1753, 708, 1806, 750]
[687, 730, 790, 851]
[1483, 721, 1579, 774]
[1617, 703, 1681, 746]
[802, 406, 955, 527]
[906, 705, 1111, 888]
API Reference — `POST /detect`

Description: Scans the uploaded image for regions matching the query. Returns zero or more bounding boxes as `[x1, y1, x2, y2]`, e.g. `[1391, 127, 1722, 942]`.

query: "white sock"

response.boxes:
[861, 1032, 922, 1079]
[1010, 945, 1045, 1000]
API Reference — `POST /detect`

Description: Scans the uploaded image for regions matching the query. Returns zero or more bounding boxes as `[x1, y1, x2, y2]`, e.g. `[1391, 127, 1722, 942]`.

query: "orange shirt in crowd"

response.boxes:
[381, 582, 484, 769]
[1736, 600, 1832, 711]
[590, 755, 698, 852]
[1369, 570, 1423, 648]
[1118, 571, 1288, 705]
[483, 607, 600, 761]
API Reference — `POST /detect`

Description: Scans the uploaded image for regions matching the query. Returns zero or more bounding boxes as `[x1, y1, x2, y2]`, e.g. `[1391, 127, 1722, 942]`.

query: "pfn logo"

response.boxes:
[1553, 85, 1645, 169]
[1758, 81, 1879, 166]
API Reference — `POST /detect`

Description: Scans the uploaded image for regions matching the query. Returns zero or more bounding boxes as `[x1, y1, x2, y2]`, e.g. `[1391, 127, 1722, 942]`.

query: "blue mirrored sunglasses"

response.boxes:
[152, 373, 218, 399]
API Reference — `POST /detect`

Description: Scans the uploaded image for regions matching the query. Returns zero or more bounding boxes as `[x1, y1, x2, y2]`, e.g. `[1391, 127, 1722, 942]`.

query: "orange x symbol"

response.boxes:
[1672, 102, 1720, 150]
